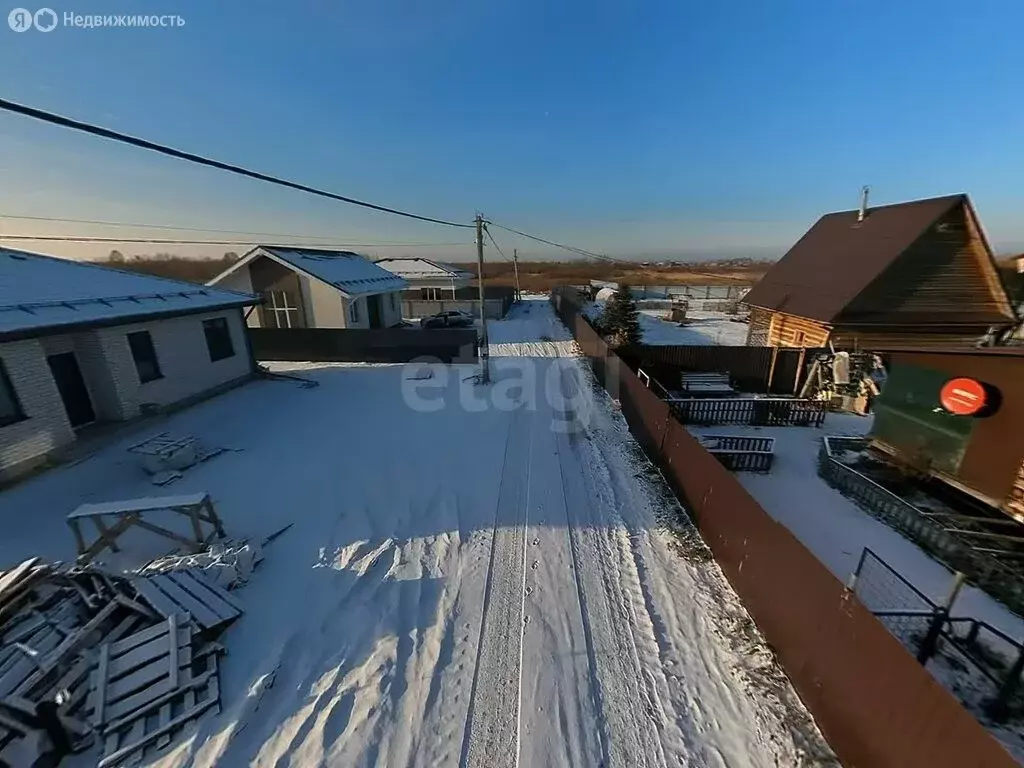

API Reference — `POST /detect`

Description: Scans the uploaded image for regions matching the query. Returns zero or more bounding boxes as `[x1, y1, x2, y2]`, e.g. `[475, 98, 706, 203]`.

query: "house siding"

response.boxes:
[218, 269, 262, 328]
[343, 296, 369, 329]
[111, 309, 253, 411]
[829, 328, 990, 351]
[381, 292, 403, 327]
[0, 339, 75, 481]
[766, 313, 831, 348]
[306, 277, 347, 328]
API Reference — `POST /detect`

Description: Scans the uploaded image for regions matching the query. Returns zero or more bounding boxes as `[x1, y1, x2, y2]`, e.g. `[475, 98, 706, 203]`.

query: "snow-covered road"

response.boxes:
[2, 300, 834, 768]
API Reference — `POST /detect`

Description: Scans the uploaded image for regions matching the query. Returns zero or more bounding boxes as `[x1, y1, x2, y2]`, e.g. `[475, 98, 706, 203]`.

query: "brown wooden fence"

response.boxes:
[551, 289, 1018, 768]
[248, 327, 478, 364]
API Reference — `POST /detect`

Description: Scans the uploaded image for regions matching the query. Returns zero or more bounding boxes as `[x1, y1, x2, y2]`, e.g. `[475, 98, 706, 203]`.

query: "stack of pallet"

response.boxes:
[0, 556, 243, 766]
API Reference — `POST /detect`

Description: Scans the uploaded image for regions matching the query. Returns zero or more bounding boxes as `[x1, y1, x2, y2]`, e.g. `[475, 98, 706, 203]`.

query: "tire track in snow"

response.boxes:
[460, 407, 533, 768]
[552, 361, 685, 768]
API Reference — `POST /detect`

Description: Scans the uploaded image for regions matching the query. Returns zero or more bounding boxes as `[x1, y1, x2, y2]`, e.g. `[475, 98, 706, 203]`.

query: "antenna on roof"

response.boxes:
[858, 185, 870, 223]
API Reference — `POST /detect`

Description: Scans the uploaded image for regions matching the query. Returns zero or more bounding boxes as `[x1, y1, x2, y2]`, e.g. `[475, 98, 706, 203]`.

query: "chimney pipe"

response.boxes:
[858, 186, 870, 223]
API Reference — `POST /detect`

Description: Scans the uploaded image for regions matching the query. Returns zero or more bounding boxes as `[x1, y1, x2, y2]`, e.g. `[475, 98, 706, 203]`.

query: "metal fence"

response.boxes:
[248, 327, 478, 364]
[698, 435, 775, 472]
[851, 547, 1024, 720]
[669, 396, 827, 427]
[819, 437, 1024, 617]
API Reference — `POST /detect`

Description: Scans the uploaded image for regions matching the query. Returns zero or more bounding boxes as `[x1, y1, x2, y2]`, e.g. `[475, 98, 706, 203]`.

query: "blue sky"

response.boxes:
[1, 0, 1023, 262]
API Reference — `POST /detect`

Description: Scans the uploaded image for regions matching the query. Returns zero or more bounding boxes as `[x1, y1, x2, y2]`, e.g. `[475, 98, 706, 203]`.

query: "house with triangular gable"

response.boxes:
[743, 193, 1016, 350]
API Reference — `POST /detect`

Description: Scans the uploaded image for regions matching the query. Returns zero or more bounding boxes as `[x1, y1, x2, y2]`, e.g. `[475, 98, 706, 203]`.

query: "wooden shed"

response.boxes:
[743, 194, 1016, 349]
[870, 347, 1024, 520]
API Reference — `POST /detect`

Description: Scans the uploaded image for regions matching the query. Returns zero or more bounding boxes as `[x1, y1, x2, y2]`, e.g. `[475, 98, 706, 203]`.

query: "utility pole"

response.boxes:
[475, 213, 490, 383]
[512, 248, 522, 302]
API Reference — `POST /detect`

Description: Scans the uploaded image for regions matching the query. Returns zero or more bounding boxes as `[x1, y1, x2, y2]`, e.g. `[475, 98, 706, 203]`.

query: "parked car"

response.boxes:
[420, 310, 474, 328]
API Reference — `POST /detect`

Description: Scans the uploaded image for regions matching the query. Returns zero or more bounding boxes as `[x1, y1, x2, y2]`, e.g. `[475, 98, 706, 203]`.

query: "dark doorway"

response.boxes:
[367, 294, 383, 328]
[47, 352, 95, 428]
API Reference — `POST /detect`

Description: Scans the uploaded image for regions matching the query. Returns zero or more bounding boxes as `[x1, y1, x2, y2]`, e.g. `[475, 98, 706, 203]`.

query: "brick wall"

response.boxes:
[0, 339, 75, 480]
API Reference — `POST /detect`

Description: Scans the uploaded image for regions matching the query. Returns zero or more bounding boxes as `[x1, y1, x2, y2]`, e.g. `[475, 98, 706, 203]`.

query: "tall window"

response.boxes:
[202, 317, 236, 362]
[0, 359, 25, 428]
[349, 299, 360, 325]
[127, 331, 162, 383]
[265, 290, 300, 329]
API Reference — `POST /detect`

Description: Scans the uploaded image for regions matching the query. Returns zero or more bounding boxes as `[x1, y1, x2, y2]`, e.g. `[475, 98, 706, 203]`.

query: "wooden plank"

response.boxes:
[69, 493, 210, 519]
[131, 519, 205, 552]
[170, 570, 242, 617]
[131, 579, 186, 621]
[147, 576, 223, 629]
[101, 664, 214, 735]
[0, 559, 40, 601]
[167, 614, 179, 692]
[105, 644, 194, 705]
[108, 626, 190, 680]
[92, 643, 110, 727]
[108, 618, 171, 656]
[104, 676, 176, 725]
[91, 515, 122, 553]
[99, 695, 218, 767]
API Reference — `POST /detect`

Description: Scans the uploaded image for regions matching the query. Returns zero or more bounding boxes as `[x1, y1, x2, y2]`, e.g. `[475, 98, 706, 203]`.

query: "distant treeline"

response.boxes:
[92, 249, 1024, 299]
[94, 250, 241, 284]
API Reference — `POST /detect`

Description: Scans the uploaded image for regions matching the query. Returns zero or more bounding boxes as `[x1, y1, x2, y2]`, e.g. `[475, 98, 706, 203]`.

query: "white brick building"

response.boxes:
[0, 247, 258, 482]
[208, 246, 407, 329]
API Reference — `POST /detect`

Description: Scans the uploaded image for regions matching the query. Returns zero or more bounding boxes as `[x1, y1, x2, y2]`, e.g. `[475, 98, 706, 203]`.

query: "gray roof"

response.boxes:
[210, 246, 407, 298]
[374, 257, 473, 281]
[0, 247, 257, 340]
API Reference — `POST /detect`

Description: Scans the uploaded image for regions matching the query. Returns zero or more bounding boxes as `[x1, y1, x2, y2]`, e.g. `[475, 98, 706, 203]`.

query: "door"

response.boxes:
[47, 352, 95, 428]
[367, 294, 383, 329]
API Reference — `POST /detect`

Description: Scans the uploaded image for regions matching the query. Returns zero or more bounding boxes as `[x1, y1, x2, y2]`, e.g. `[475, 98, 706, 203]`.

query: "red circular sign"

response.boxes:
[940, 378, 987, 415]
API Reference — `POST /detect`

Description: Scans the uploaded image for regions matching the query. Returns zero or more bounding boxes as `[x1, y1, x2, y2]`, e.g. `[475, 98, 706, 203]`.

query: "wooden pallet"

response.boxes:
[131, 571, 242, 633]
[98, 647, 221, 767]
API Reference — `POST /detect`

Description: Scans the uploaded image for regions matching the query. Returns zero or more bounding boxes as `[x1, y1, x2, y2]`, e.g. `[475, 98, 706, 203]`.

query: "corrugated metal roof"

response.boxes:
[213, 247, 407, 298]
[374, 257, 473, 280]
[0, 247, 257, 338]
[743, 194, 970, 323]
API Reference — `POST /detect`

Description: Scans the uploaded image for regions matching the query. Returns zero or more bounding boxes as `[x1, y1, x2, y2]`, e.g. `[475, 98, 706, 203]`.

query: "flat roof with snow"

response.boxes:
[0, 247, 257, 340]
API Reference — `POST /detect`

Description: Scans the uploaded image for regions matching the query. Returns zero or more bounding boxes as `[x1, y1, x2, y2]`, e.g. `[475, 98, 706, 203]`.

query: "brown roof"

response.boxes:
[743, 194, 969, 323]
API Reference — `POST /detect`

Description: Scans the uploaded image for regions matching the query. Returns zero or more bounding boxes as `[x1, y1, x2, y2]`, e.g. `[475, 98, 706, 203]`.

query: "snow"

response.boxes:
[374, 257, 473, 281]
[0, 298, 832, 768]
[223, 247, 408, 297]
[689, 418, 1024, 640]
[689, 416, 1024, 760]
[583, 300, 750, 346]
[0, 246, 255, 335]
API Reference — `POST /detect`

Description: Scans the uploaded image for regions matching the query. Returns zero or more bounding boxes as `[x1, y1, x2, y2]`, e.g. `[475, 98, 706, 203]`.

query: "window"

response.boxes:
[264, 290, 301, 329]
[793, 330, 806, 345]
[391, 293, 398, 312]
[0, 359, 25, 428]
[349, 299, 360, 325]
[127, 331, 162, 383]
[202, 317, 235, 362]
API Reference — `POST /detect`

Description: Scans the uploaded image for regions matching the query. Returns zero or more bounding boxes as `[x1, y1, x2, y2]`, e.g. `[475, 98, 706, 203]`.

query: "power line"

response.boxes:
[487, 218, 754, 283]
[486, 219, 620, 263]
[0, 213, 470, 245]
[0, 97, 473, 229]
[482, 224, 511, 261]
[0, 234, 471, 247]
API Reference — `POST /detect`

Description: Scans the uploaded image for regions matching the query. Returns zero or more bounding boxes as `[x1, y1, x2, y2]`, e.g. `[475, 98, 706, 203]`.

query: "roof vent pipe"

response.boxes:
[858, 185, 870, 222]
